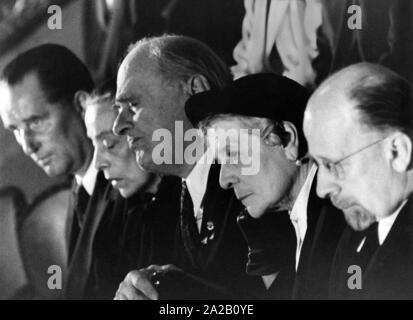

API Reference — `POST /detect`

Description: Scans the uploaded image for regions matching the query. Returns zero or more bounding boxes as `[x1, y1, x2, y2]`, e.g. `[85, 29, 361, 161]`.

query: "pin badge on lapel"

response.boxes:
[201, 221, 215, 245]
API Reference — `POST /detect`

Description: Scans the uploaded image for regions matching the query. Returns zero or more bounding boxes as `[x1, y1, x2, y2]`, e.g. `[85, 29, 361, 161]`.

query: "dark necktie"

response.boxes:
[356, 222, 379, 271]
[74, 184, 90, 228]
[68, 184, 90, 261]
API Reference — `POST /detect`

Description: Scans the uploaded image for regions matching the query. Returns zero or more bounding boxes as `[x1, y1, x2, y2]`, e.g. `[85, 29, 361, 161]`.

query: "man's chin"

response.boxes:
[246, 205, 266, 219]
[41, 165, 61, 178]
[119, 189, 131, 199]
[343, 206, 376, 231]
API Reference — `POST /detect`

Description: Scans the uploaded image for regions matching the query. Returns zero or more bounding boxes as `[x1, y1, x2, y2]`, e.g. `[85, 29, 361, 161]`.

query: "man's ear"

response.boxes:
[185, 74, 211, 96]
[280, 121, 300, 161]
[73, 90, 89, 119]
[389, 133, 412, 172]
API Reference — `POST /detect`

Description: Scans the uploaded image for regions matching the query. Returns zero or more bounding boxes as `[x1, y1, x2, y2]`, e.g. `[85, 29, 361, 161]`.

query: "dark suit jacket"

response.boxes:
[291, 180, 346, 300]
[172, 163, 266, 299]
[65, 171, 113, 299]
[84, 176, 181, 300]
[267, 177, 346, 300]
[66, 172, 109, 263]
[65, 174, 181, 300]
[329, 194, 413, 300]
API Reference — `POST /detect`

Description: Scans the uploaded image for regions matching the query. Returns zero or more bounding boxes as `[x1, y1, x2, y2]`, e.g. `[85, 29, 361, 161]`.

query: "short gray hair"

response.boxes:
[128, 34, 232, 90]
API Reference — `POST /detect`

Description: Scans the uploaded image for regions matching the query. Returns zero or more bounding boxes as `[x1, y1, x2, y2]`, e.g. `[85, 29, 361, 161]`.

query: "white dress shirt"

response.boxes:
[289, 164, 317, 270]
[75, 161, 98, 196]
[356, 199, 408, 253]
[378, 200, 408, 245]
[183, 149, 213, 232]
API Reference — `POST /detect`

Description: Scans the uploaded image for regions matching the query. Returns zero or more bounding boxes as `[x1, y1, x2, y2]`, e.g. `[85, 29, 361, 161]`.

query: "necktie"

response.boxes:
[356, 222, 379, 270]
[180, 180, 199, 266]
[68, 184, 90, 261]
[74, 184, 89, 228]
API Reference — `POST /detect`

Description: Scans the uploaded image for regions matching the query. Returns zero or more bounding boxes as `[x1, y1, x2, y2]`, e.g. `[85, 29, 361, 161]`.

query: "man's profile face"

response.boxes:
[0, 73, 87, 177]
[209, 118, 296, 218]
[304, 90, 393, 230]
[114, 52, 193, 175]
[85, 99, 153, 198]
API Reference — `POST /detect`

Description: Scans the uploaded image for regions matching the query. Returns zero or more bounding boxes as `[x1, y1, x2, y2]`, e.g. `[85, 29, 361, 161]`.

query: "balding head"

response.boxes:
[304, 63, 413, 230]
[305, 63, 413, 139]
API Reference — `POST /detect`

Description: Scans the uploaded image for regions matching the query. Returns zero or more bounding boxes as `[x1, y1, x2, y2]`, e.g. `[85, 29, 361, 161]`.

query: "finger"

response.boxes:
[115, 281, 145, 300]
[145, 265, 163, 272]
[161, 264, 182, 272]
[127, 270, 159, 300]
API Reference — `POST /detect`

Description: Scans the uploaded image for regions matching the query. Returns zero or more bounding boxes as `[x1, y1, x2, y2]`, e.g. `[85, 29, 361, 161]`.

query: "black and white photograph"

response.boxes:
[0, 0, 412, 308]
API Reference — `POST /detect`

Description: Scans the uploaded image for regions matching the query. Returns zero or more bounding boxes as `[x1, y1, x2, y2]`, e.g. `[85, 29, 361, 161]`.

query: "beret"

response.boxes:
[185, 73, 310, 127]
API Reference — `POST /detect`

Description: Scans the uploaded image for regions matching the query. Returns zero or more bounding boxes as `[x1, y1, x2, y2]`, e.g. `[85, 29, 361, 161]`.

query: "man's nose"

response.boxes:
[219, 165, 239, 190]
[19, 130, 40, 156]
[316, 167, 339, 199]
[113, 108, 133, 136]
[93, 149, 110, 171]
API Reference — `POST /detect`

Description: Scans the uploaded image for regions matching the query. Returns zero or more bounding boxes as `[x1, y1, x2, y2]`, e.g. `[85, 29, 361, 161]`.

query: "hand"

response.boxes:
[114, 264, 180, 300]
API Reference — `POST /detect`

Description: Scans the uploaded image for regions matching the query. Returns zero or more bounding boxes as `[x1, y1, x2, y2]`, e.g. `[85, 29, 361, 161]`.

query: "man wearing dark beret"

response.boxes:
[185, 73, 346, 299]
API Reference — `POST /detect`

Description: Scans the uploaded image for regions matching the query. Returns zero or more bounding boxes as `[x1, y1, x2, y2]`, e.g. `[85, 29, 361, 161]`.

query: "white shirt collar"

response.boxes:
[378, 200, 408, 245]
[74, 161, 98, 196]
[289, 164, 318, 270]
[183, 148, 213, 230]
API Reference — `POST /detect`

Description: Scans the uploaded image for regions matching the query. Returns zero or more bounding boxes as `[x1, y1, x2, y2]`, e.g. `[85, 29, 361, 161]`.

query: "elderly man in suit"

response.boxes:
[304, 62, 413, 299]
[112, 35, 269, 300]
[185, 73, 345, 299]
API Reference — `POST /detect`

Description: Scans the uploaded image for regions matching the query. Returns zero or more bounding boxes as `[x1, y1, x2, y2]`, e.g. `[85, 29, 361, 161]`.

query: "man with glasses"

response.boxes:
[304, 62, 413, 299]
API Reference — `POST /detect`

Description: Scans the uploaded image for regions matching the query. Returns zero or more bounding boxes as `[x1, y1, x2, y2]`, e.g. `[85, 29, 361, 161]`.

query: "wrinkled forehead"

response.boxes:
[0, 77, 48, 126]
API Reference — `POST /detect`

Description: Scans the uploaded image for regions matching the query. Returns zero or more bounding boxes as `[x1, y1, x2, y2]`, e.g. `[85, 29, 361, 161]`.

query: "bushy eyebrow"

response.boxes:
[115, 92, 142, 104]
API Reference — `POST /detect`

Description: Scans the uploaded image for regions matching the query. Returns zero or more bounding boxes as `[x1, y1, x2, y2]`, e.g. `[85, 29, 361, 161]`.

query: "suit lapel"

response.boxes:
[65, 172, 112, 299]
[293, 180, 322, 296]
[363, 196, 413, 281]
[180, 163, 241, 270]
[200, 165, 239, 267]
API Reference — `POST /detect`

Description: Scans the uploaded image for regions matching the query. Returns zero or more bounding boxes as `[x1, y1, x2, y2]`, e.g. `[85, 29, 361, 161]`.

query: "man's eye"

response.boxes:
[129, 102, 139, 113]
[29, 118, 44, 131]
[103, 139, 117, 150]
[323, 162, 335, 173]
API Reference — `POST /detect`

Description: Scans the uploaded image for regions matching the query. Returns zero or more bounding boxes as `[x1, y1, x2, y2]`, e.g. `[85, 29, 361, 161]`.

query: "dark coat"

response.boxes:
[65, 174, 181, 300]
[267, 178, 346, 300]
[291, 180, 346, 300]
[329, 194, 413, 300]
[171, 163, 266, 299]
